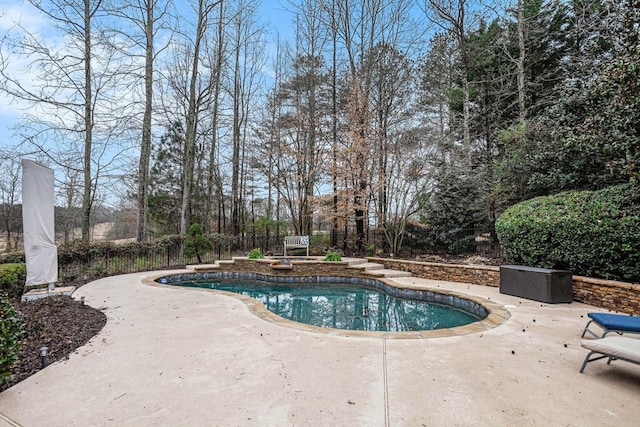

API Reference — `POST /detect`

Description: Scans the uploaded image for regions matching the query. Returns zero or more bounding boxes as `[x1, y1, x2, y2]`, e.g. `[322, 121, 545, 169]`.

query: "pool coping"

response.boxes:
[142, 271, 511, 339]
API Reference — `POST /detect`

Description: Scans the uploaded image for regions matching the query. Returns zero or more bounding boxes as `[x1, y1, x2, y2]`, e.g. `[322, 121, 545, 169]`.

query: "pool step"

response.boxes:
[348, 262, 384, 271]
[346, 260, 412, 278]
[343, 257, 368, 266]
[362, 268, 412, 278]
[186, 263, 221, 272]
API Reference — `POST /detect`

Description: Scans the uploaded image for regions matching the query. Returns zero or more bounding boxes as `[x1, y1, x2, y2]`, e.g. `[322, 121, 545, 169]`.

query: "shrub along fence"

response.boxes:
[0, 237, 222, 287]
[0, 264, 26, 299]
[496, 183, 640, 283]
[0, 229, 502, 287]
[237, 229, 502, 259]
[56, 238, 210, 283]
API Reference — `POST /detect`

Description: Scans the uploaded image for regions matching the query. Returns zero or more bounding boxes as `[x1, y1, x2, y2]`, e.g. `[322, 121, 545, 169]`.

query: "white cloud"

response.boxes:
[0, 0, 48, 34]
[0, 1, 52, 134]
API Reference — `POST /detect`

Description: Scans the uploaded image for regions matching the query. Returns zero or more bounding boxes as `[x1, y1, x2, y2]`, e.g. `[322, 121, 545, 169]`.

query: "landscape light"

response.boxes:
[40, 347, 49, 368]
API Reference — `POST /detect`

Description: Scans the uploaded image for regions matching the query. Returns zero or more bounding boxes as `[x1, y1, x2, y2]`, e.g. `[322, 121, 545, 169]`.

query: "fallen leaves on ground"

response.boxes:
[1, 295, 106, 392]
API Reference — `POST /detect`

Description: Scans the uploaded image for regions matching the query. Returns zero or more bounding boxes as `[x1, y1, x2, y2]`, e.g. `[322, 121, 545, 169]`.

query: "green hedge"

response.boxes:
[0, 264, 26, 299]
[0, 291, 23, 385]
[0, 252, 25, 264]
[57, 236, 184, 265]
[496, 183, 640, 282]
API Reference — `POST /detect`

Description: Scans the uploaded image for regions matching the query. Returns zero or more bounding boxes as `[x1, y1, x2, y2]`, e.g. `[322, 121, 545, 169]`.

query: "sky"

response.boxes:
[0, 0, 44, 148]
[0, 0, 295, 155]
[0, 0, 436, 209]
[0, 0, 300, 211]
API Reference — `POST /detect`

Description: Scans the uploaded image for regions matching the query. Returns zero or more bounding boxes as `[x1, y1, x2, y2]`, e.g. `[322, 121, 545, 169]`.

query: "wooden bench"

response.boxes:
[284, 235, 309, 256]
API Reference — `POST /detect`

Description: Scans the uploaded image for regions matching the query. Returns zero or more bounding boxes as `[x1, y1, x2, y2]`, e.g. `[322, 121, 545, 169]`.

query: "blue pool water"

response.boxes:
[171, 279, 481, 332]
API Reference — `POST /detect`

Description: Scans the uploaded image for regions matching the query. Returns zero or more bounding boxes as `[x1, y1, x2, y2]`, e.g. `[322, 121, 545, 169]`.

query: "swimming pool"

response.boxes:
[156, 272, 490, 333]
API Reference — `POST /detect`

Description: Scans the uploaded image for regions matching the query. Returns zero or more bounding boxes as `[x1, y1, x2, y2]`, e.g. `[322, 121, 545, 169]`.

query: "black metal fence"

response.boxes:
[56, 240, 225, 284]
[2, 228, 503, 286]
[232, 229, 503, 259]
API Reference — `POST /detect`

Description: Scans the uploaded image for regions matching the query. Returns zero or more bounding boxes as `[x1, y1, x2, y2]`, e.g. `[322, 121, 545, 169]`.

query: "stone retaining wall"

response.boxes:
[369, 257, 640, 315]
[572, 276, 640, 315]
[369, 258, 501, 288]
[218, 258, 364, 278]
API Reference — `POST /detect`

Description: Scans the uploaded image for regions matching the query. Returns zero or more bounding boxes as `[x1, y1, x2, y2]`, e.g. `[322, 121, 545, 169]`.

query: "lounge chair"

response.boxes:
[580, 313, 640, 338]
[580, 336, 640, 373]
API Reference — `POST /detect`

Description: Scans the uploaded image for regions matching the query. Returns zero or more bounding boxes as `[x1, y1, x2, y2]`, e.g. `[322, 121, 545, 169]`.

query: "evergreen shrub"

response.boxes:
[184, 224, 212, 263]
[0, 263, 26, 299]
[0, 252, 25, 265]
[496, 183, 640, 282]
[0, 290, 23, 385]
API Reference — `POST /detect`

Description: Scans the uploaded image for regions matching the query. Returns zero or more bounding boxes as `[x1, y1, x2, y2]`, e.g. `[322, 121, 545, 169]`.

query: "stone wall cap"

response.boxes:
[368, 257, 499, 272]
[573, 275, 639, 289]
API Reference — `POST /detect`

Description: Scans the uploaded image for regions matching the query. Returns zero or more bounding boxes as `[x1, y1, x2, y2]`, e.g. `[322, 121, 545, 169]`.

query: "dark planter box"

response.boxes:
[499, 265, 573, 303]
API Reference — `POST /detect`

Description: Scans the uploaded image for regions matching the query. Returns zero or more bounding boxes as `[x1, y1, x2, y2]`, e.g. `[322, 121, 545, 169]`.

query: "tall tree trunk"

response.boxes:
[325, 0, 339, 247]
[230, 17, 242, 236]
[517, 0, 526, 127]
[207, 1, 225, 233]
[181, 0, 208, 235]
[428, 0, 471, 147]
[331, 54, 338, 246]
[458, 3, 470, 148]
[82, 0, 93, 242]
[239, 96, 249, 237]
[136, 0, 155, 242]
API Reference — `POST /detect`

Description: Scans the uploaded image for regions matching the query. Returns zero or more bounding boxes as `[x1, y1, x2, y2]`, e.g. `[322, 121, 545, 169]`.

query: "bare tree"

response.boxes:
[0, 155, 21, 252]
[327, 0, 340, 247]
[160, 0, 222, 234]
[424, 0, 473, 147]
[228, 0, 265, 236]
[204, 0, 227, 233]
[182, 0, 221, 235]
[316, 0, 420, 251]
[0, 0, 133, 242]
[108, 0, 172, 241]
[57, 161, 83, 243]
[367, 43, 415, 232]
[318, 0, 381, 250]
[262, 0, 330, 235]
[253, 36, 288, 240]
[382, 130, 434, 255]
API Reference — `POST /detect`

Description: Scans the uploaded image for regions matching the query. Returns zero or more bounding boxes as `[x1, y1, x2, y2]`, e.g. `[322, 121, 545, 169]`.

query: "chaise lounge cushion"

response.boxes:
[580, 335, 640, 373]
[582, 313, 640, 338]
[581, 336, 640, 362]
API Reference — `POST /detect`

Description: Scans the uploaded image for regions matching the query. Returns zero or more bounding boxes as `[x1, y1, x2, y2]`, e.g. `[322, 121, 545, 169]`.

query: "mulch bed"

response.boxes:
[1, 295, 106, 392]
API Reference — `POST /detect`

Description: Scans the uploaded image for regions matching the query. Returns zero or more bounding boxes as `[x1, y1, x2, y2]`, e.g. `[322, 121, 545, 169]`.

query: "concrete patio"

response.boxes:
[1, 270, 639, 426]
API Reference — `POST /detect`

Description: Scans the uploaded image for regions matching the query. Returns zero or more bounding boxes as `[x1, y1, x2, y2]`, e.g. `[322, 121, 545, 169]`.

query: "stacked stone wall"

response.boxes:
[226, 258, 364, 278]
[369, 258, 500, 288]
[369, 258, 640, 315]
[572, 276, 640, 315]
